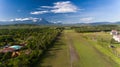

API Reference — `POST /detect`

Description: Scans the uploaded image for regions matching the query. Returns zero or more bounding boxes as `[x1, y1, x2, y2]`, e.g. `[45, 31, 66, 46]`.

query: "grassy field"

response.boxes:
[64, 30, 120, 67]
[36, 32, 70, 67]
[37, 30, 120, 67]
[82, 32, 120, 65]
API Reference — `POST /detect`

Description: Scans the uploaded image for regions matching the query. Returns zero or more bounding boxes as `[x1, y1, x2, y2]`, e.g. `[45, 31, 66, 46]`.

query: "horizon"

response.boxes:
[0, 0, 120, 24]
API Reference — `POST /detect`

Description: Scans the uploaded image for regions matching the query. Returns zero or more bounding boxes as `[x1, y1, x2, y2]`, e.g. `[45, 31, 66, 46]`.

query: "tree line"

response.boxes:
[72, 25, 120, 33]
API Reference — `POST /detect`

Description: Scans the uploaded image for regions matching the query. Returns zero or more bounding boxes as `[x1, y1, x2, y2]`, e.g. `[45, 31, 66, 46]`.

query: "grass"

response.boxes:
[36, 32, 70, 67]
[36, 30, 120, 67]
[64, 30, 120, 67]
[82, 32, 120, 65]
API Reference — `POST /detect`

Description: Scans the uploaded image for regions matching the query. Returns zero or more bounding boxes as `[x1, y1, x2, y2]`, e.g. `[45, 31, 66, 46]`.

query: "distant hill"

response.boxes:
[85, 22, 111, 25]
[76, 22, 120, 26]
[0, 18, 52, 25]
[1, 19, 120, 26]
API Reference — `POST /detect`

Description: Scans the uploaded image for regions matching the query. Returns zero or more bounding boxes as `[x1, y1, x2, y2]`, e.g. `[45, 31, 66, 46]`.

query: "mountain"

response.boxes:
[86, 22, 111, 25]
[0, 18, 52, 25]
[89, 22, 120, 25]
[113, 21, 120, 24]
[35, 18, 52, 24]
[76, 22, 116, 26]
[1, 18, 120, 25]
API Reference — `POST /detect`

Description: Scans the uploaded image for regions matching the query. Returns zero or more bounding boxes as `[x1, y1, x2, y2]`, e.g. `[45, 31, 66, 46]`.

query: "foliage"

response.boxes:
[72, 25, 120, 33]
[0, 27, 63, 67]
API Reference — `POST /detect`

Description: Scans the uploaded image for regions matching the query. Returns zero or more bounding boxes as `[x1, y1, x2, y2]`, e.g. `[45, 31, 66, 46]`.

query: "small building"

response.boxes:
[0, 45, 23, 53]
[113, 35, 120, 42]
[9, 45, 22, 50]
[2, 48, 15, 53]
[0, 44, 24, 57]
[110, 30, 118, 35]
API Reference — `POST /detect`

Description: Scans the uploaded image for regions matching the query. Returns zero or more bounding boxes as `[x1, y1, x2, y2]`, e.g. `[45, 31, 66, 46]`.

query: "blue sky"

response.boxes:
[0, 0, 120, 23]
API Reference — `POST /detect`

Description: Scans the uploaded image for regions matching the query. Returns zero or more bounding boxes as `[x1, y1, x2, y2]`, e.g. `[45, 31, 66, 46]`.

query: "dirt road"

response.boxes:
[64, 31, 80, 67]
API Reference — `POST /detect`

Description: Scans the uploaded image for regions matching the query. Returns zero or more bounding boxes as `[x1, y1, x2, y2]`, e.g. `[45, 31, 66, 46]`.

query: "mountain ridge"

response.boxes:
[1, 18, 120, 25]
[0, 18, 52, 25]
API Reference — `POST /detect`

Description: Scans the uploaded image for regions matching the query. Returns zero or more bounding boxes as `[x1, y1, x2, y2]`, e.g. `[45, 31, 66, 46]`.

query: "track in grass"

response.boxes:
[64, 30, 119, 67]
[65, 31, 80, 67]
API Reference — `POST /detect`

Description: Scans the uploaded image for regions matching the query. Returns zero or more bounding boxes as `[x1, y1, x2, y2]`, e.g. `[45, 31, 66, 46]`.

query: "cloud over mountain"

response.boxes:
[80, 17, 94, 23]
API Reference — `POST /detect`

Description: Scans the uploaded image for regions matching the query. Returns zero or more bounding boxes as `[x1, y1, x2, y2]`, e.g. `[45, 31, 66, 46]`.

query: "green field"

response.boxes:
[64, 30, 120, 67]
[39, 30, 120, 67]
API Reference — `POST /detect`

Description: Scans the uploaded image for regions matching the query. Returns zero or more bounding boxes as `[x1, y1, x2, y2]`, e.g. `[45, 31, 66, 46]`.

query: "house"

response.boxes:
[0, 43, 26, 57]
[0, 45, 23, 53]
[110, 30, 118, 35]
[9, 45, 22, 50]
[113, 35, 120, 42]
[2, 48, 15, 53]
[110, 30, 120, 42]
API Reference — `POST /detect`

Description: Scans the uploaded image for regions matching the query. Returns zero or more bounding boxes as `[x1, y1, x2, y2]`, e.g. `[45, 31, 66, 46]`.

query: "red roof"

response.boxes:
[112, 30, 117, 32]
[2, 48, 15, 53]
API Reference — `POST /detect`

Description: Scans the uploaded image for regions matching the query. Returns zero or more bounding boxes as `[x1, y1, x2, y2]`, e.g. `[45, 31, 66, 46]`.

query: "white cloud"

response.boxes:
[52, 21, 62, 23]
[30, 1, 79, 15]
[51, 1, 78, 13]
[10, 19, 14, 21]
[30, 11, 49, 15]
[80, 17, 94, 23]
[10, 17, 39, 22]
[57, 21, 62, 22]
[41, 6, 53, 8]
[15, 18, 29, 21]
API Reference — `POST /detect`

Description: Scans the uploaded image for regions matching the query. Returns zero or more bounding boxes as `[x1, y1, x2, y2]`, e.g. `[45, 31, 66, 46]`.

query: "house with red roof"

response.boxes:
[110, 30, 118, 35]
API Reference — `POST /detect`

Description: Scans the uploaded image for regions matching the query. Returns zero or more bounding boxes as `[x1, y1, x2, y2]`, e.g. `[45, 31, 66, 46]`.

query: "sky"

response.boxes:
[0, 0, 120, 23]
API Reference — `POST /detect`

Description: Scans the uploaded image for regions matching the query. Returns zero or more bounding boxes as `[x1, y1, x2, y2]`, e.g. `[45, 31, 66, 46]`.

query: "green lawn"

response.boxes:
[64, 30, 120, 67]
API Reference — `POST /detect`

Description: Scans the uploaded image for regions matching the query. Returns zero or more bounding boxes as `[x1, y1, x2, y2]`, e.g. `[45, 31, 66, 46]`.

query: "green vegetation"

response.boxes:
[0, 27, 63, 67]
[72, 25, 120, 33]
[36, 32, 70, 67]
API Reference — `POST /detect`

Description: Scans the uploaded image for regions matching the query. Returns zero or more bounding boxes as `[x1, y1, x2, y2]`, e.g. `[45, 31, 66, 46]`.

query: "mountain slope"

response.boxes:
[0, 18, 52, 25]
